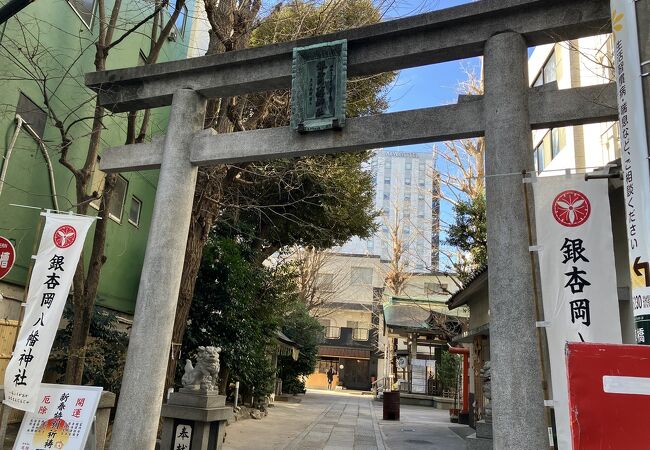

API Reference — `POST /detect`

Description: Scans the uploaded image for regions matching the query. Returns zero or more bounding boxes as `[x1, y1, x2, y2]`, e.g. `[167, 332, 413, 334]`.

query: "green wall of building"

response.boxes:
[0, 0, 195, 314]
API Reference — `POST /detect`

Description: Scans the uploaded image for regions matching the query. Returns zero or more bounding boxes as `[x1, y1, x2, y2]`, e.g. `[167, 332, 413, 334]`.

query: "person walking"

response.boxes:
[327, 366, 334, 390]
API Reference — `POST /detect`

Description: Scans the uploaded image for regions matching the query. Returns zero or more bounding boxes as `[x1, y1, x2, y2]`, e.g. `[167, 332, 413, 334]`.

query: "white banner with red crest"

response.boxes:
[533, 174, 621, 450]
[4, 212, 94, 412]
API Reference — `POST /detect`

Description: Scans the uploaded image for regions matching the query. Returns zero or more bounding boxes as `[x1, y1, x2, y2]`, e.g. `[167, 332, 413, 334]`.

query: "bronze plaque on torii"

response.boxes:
[291, 39, 347, 132]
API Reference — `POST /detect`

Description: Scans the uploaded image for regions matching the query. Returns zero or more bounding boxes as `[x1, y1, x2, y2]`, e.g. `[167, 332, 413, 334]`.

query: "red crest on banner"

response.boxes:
[53, 225, 77, 249]
[552, 190, 591, 227]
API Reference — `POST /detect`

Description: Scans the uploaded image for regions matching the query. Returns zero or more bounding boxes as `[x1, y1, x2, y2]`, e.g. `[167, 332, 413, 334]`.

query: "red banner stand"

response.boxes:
[566, 342, 650, 449]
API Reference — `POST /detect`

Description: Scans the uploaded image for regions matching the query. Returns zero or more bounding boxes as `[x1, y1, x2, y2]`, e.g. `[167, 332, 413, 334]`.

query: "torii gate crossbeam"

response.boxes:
[85, 1, 615, 449]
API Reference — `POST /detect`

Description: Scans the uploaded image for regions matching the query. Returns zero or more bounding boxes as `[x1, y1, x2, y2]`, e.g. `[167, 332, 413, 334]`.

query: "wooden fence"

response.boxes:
[0, 320, 18, 381]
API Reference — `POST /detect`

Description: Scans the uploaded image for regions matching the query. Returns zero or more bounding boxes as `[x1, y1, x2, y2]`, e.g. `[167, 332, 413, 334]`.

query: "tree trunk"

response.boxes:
[65, 173, 115, 384]
[218, 366, 230, 394]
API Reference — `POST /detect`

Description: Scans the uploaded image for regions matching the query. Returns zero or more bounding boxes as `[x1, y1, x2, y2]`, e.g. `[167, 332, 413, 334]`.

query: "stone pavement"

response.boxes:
[223, 389, 469, 450]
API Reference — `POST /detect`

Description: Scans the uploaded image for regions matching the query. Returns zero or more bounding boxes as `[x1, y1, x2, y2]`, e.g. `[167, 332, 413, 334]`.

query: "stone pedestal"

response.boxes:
[466, 420, 493, 450]
[160, 390, 233, 450]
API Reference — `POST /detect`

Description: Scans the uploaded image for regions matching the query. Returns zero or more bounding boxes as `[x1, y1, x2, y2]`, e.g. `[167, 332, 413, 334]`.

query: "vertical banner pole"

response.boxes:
[522, 173, 554, 449]
[10, 214, 45, 352]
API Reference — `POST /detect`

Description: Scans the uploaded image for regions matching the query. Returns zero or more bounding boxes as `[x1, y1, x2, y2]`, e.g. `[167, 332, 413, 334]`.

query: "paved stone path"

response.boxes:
[223, 390, 469, 450]
[285, 394, 382, 450]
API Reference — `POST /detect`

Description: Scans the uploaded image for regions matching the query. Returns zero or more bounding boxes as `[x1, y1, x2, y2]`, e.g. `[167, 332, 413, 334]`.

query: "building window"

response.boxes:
[320, 318, 340, 339]
[90, 160, 104, 211]
[533, 128, 562, 173]
[351, 267, 373, 286]
[384, 176, 391, 184]
[90, 171, 128, 223]
[128, 196, 142, 227]
[67, 0, 97, 29]
[534, 143, 544, 173]
[108, 175, 128, 222]
[551, 128, 560, 159]
[532, 49, 557, 87]
[16, 93, 46, 138]
[353, 329, 369, 340]
[405, 161, 412, 170]
[317, 273, 335, 292]
[165, 0, 188, 38]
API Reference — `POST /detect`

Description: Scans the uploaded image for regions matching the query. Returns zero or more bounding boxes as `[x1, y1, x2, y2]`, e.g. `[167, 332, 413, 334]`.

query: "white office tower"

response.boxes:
[338, 149, 437, 273]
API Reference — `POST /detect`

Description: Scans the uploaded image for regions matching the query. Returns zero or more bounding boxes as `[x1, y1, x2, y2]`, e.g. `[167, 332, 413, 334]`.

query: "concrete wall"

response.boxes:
[400, 273, 458, 298]
[316, 253, 384, 306]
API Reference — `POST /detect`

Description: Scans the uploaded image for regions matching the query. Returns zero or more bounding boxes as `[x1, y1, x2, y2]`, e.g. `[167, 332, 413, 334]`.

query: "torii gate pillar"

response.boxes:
[484, 32, 547, 449]
[109, 89, 206, 450]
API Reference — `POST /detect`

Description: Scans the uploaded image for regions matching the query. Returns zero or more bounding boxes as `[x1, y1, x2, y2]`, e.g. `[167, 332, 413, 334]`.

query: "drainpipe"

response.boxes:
[0, 115, 24, 200]
[0, 115, 59, 210]
[21, 118, 59, 210]
[448, 344, 469, 416]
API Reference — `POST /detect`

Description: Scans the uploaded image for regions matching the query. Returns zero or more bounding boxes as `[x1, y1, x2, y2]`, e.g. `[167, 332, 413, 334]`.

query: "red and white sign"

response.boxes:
[13, 383, 102, 450]
[566, 342, 650, 449]
[4, 213, 94, 412]
[0, 236, 16, 279]
[533, 174, 621, 449]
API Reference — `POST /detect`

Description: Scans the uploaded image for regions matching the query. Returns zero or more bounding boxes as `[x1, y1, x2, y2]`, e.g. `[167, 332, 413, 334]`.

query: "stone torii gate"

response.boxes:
[86, 1, 617, 448]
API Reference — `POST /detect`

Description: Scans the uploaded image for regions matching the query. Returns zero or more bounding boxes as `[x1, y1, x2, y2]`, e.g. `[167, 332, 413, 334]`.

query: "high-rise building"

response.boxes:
[338, 149, 438, 272]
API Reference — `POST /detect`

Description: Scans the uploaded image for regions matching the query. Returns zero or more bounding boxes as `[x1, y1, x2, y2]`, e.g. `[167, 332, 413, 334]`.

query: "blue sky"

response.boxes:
[383, 0, 478, 154]
[380, 0, 480, 270]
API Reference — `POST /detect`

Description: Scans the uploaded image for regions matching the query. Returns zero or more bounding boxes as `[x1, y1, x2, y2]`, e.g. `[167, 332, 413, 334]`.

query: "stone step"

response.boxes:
[476, 420, 493, 439]
[466, 433, 493, 450]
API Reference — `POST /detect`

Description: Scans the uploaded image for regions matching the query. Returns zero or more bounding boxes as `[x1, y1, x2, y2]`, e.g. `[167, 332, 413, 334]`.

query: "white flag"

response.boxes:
[610, 0, 650, 343]
[533, 174, 621, 450]
[4, 213, 94, 412]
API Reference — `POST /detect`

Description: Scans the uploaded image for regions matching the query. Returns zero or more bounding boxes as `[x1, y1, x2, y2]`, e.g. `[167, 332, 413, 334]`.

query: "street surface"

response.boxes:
[223, 390, 470, 450]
